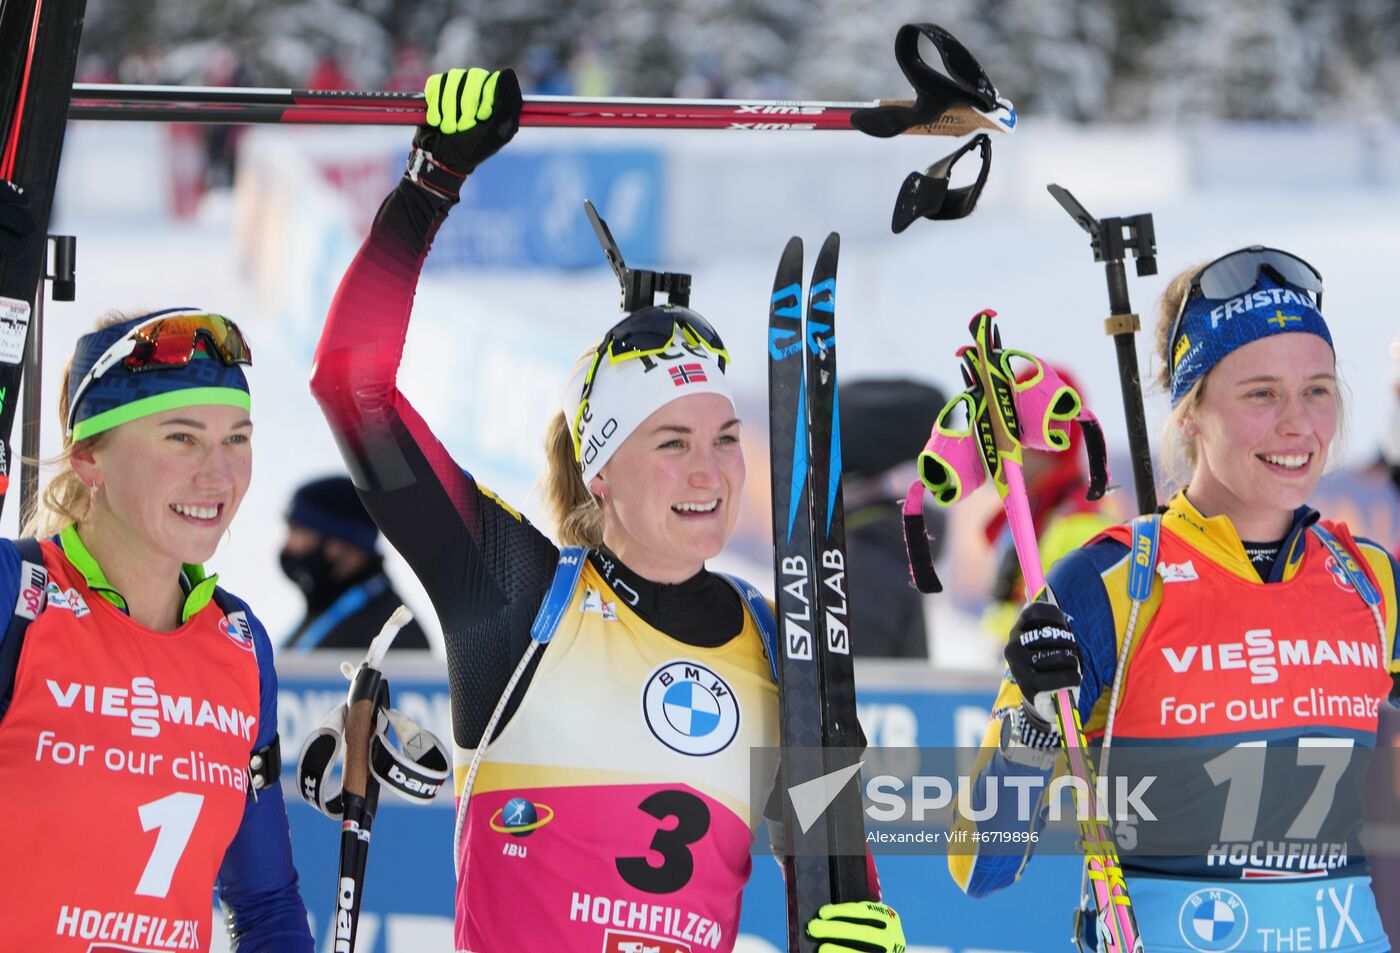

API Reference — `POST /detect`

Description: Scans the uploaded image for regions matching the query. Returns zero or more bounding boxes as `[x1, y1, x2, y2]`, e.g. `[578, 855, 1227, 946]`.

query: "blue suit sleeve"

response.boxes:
[215, 599, 313, 951]
[955, 539, 1129, 898]
[1045, 538, 1127, 722]
[0, 539, 27, 721]
[960, 747, 1054, 897]
[0, 538, 24, 646]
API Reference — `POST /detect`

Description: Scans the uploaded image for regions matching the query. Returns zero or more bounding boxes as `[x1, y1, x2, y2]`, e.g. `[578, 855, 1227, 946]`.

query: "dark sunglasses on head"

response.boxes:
[570, 307, 727, 457]
[578, 307, 726, 403]
[1169, 246, 1324, 368]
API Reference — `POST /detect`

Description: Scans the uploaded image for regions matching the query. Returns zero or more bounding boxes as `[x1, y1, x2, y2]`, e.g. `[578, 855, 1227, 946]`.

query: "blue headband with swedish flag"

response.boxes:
[1170, 272, 1332, 406]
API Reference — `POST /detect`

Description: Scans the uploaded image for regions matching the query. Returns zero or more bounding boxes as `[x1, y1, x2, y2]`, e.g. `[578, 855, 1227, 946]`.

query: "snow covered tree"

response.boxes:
[677, 0, 805, 97]
[1146, 0, 1326, 121]
[793, 0, 969, 99]
[69, 0, 1400, 121]
[984, 0, 1114, 121]
[1324, 0, 1400, 123]
[601, 0, 685, 96]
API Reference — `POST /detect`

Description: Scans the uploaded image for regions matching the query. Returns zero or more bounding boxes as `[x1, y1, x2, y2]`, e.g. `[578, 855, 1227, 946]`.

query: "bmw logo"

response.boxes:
[1178, 887, 1248, 952]
[642, 660, 740, 756]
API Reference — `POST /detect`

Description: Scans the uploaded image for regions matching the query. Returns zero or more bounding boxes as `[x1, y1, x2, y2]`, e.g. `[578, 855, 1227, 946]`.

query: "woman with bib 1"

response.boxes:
[0, 309, 312, 949]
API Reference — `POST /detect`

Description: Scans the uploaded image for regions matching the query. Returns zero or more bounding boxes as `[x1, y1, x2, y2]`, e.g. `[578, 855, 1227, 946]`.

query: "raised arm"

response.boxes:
[308, 67, 559, 637]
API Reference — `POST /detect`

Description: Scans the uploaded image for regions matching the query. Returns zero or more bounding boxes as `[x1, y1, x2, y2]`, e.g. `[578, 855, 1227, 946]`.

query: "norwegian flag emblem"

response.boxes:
[669, 362, 708, 386]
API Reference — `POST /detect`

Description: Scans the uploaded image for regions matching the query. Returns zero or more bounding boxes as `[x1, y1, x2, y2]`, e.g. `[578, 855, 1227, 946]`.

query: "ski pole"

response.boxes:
[68, 87, 1007, 134]
[1047, 184, 1159, 515]
[332, 605, 413, 952]
[955, 310, 1144, 953]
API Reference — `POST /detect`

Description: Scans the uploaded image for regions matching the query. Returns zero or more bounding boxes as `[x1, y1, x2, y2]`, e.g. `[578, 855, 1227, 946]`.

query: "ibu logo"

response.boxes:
[642, 660, 740, 756]
[489, 795, 555, 837]
[1178, 887, 1248, 952]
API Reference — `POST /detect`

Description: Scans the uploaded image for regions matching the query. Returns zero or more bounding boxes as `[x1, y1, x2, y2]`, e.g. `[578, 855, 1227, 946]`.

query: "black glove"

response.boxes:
[0, 181, 34, 258]
[410, 66, 522, 193]
[1004, 600, 1081, 728]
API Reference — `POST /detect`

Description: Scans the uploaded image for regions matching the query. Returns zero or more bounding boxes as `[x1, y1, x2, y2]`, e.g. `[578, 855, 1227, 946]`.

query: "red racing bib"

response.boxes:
[0, 542, 260, 951]
[1108, 522, 1391, 741]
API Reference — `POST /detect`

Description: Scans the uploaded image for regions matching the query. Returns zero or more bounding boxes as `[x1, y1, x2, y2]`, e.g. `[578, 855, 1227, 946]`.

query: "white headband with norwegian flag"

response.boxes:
[564, 326, 735, 483]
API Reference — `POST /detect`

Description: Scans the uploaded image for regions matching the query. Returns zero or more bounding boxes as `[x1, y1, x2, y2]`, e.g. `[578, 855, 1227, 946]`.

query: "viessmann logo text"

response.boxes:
[1160, 629, 1382, 685]
[46, 676, 256, 740]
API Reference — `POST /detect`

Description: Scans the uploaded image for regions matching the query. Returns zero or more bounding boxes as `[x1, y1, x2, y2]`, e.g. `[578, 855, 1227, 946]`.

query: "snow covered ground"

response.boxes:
[24, 118, 1400, 667]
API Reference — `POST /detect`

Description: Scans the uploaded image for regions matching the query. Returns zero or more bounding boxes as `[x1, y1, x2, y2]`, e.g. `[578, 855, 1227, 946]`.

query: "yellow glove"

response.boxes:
[806, 901, 906, 953]
[414, 66, 522, 174]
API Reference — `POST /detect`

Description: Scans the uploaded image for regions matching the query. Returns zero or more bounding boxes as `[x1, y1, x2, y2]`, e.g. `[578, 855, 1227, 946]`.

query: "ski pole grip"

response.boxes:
[342, 704, 372, 798]
[874, 100, 1001, 138]
[342, 667, 383, 799]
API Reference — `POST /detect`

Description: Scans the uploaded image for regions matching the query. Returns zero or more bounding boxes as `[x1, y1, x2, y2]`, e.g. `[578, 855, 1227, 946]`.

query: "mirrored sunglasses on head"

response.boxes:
[123, 311, 252, 371]
[67, 310, 252, 435]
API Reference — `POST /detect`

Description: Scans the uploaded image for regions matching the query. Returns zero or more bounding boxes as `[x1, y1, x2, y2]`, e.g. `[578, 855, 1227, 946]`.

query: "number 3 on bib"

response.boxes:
[615, 790, 711, 894]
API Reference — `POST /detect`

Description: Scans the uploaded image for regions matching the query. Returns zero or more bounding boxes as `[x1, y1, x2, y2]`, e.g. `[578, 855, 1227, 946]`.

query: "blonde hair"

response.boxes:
[1153, 262, 1347, 496]
[1153, 265, 1205, 494]
[541, 345, 604, 548]
[22, 310, 143, 538]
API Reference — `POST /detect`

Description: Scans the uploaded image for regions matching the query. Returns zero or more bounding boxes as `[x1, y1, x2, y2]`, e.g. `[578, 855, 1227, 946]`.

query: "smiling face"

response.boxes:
[1184, 333, 1338, 540]
[74, 404, 253, 570]
[590, 392, 744, 583]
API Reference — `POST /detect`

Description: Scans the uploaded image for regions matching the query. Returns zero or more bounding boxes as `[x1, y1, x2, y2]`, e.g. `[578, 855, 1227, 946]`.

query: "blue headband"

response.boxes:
[67, 310, 251, 440]
[1170, 273, 1332, 406]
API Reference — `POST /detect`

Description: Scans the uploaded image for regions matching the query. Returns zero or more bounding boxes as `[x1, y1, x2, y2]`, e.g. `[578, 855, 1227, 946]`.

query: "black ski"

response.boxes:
[0, 1, 43, 143]
[801, 233, 869, 896]
[768, 236, 832, 950]
[0, 0, 87, 517]
[768, 233, 868, 952]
